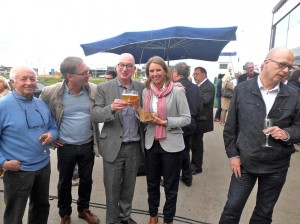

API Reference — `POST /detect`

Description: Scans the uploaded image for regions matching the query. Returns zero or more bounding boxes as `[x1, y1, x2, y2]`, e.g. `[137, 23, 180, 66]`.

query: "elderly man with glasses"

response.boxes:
[0, 65, 58, 224]
[219, 47, 300, 223]
[92, 53, 145, 224]
[40, 57, 100, 224]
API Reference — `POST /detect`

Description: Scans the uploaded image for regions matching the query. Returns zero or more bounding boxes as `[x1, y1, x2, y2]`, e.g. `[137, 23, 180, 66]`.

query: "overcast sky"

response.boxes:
[0, 0, 279, 73]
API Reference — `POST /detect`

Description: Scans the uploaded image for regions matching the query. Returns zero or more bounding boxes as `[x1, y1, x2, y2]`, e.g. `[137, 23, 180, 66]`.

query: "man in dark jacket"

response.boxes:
[191, 67, 215, 175]
[219, 47, 300, 224]
[214, 73, 225, 122]
[172, 62, 203, 186]
[238, 62, 259, 84]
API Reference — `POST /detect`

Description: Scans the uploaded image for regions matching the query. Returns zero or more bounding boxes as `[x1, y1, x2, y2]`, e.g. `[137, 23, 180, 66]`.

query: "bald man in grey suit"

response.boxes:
[92, 53, 145, 224]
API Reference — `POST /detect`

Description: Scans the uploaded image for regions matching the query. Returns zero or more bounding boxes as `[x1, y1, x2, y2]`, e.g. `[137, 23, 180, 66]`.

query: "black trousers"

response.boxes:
[57, 141, 95, 217]
[146, 140, 183, 223]
[181, 134, 193, 183]
[191, 133, 204, 171]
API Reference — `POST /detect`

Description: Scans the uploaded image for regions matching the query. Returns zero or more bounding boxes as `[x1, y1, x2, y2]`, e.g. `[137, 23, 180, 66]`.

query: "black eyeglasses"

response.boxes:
[118, 63, 134, 70]
[73, 67, 90, 76]
[268, 59, 295, 72]
[13, 93, 46, 129]
[25, 109, 46, 129]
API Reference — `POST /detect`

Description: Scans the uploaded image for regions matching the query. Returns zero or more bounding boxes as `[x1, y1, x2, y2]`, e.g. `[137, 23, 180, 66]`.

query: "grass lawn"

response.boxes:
[38, 75, 106, 86]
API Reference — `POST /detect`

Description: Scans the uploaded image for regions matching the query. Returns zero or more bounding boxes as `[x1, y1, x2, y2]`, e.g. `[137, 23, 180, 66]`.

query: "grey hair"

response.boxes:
[174, 62, 190, 78]
[244, 62, 254, 67]
[9, 65, 37, 81]
[60, 56, 84, 79]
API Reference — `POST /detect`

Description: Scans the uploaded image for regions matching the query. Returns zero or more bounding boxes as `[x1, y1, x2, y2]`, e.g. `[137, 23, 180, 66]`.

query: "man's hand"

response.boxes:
[39, 132, 53, 145]
[111, 99, 129, 111]
[229, 157, 242, 178]
[263, 126, 289, 141]
[3, 160, 22, 171]
[53, 139, 65, 148]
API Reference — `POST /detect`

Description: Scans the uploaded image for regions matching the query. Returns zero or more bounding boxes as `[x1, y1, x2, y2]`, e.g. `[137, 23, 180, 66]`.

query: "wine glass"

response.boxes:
[40, 133, 49, 154]
[262, 118, 273, 148]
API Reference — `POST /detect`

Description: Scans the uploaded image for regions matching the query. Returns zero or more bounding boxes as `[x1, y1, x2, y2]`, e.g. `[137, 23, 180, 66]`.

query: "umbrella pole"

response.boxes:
[167, 47, 169, 66]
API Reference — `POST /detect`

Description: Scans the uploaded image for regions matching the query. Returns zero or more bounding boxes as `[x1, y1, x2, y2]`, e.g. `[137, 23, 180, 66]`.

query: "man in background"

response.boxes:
[238, 62, 259, 84]
[0, 65, 58, 224]
[191, 67, 215, 175]
[172, 62, 202, 187]
[105, 70, 117, 81]
[40, 57, 100, 224]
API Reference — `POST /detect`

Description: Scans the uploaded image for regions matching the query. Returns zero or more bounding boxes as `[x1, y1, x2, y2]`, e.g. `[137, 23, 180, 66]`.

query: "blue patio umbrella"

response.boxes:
[80, 26, 237, 64]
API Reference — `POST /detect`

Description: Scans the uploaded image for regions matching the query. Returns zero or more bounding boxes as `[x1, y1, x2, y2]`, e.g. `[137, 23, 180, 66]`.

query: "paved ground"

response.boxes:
[1, 120, 300, 223]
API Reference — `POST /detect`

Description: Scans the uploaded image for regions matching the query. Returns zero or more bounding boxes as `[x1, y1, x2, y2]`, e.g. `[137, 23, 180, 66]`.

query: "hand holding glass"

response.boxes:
[40, 133, 49, 154]
[263, 118, 273, 147]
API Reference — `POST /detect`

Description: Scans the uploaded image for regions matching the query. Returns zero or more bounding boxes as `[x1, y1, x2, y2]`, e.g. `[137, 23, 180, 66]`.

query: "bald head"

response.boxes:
[119, 53, 135, 65]
[265, 47, 294, 61]
[261, 47, 294, 88]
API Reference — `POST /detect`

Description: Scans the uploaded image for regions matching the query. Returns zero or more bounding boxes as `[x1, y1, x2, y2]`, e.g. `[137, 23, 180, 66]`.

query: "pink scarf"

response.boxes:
[144, 82, 174, 140]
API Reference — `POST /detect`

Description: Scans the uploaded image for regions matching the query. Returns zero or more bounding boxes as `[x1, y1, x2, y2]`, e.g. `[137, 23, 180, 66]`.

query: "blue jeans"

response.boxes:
[219, 168, 288, 224]
[3, 163, 51, 224]
[57, 141, 95, 217]
[146, 140, 183, 223]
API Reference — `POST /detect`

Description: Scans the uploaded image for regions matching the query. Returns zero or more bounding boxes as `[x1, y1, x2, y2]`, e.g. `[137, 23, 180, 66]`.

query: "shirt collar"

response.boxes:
[64, 82, 85, 95]
[198, 78, 207, 86]
[257, 75, 280, 93]
[117, 78, 133, 89]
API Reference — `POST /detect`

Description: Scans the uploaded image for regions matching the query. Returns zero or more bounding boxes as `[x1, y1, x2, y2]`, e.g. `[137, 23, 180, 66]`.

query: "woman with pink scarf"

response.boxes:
[142, 56, 191, 224]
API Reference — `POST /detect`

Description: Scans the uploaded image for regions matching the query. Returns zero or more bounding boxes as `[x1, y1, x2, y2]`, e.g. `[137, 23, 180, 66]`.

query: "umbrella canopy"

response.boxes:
[80, 26, 237, 64]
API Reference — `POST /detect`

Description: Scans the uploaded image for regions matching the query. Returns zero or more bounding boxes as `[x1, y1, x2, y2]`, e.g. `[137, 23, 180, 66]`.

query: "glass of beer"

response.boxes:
[121, 90, 139, 103]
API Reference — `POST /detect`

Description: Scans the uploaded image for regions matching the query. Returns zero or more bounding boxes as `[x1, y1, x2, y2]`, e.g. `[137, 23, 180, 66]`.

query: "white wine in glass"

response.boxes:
[121, 90, 139, 103]
[262, 118, 273, 148]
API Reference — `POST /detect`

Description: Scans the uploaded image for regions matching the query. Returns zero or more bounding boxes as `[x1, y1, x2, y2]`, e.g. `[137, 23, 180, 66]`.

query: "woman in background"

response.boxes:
[220, 73, 234, 126]
[0, 75, 11, 178]
[214, 73, 225, 122]
[142, 56, 190, 224]
[0, 75, 11, 97]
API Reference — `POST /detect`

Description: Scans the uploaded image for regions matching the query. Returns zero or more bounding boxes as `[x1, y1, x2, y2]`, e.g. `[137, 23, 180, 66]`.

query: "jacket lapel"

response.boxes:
[111, 79, 123, 125]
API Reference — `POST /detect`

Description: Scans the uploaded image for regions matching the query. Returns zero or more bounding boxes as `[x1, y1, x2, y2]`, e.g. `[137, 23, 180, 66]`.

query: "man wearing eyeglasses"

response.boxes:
[92, 53, 145, 224]
[219, 47, 300, 223]
[238, 62, 259, 84]
[0, 65, 58, 224]
[40, 57, 100, 224]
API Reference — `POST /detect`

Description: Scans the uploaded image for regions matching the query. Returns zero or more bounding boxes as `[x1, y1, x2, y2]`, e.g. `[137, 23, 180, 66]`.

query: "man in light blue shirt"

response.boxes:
[40, 57, 100, 224]
[0, 65, 58, 224]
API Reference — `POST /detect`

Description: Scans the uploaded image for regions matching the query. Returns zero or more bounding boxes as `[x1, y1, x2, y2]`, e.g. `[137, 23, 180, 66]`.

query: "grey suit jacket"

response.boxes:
[91, 78, 145, 162]
[143, 86, 191, 152]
